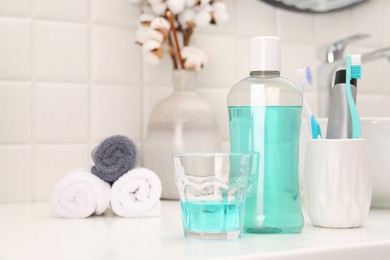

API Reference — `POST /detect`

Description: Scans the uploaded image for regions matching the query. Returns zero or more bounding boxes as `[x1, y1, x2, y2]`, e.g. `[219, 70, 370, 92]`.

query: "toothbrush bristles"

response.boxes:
[305, 67, 313, 85]
[297, 66, 313, 89]
[350, 54, 362, 79]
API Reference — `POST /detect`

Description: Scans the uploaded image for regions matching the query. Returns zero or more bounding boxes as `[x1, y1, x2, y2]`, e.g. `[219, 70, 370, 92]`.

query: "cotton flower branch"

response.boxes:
[166, 10, 185, 69]
[131, 0, 229, 71]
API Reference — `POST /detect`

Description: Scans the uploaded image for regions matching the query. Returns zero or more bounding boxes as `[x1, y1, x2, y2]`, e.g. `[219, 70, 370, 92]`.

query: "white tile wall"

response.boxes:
[35, 21, 89, 82]
[36, 0, 89, 23]
[349, 1, 386, 46]
[276, 9, 315, 42]
[92, 0, 139, 28]
[357, 95, 386, 117]
[91, 84, 141, 141]
[386, 4, 390, 45]
[197, 88, 231, 140]
[0, 0, 390, 202]
[0, 0, 31, 17]
[236, 0, 275, 37]
[0, 145, 32, 201]
[0, 82, 32, 143]
[34, 82, 89, 142]
[314, 11, 349, 43]
[0, 18, 31, 79]
[92, 25, 141, 84]
[383, 97, 390, 116]
[33, 144, 89, 200]
[192, 34, 236, 88]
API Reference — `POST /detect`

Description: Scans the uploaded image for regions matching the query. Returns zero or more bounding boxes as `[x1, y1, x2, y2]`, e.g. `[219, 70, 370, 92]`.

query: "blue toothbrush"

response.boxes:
[297, 67, 322, 139]
[345, 54, 362, 139]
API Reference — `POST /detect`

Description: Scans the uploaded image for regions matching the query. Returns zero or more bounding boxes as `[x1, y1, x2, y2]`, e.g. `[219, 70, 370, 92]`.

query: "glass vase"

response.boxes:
[143, 70, 220, 199]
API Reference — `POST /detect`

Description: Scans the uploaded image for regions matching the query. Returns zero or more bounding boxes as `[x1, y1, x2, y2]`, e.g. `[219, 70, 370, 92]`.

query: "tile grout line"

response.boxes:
[138, 3, 145, 166]
[87, 0, 93, 154]
[30, 0, 37, 202]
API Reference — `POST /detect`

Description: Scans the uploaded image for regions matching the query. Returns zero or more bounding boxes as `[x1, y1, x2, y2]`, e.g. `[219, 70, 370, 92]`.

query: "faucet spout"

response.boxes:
[318, 33, 370, 64]
[361, 47, 390, 63]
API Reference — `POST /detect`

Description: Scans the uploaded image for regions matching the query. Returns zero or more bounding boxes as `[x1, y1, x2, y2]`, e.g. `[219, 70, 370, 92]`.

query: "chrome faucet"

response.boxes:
[317, 33, 370, 117]
[318, 38, 390, 117]
[361, 47, 390, 63]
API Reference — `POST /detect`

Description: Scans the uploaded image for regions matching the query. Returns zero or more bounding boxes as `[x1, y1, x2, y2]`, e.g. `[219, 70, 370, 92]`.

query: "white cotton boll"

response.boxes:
[167, 0, 185, 14]
[147, 27, 164, 43]
[185, 0, 197, 7]
[182, 46, 208, 71]
[194, 3, 211, 12]
[212, 2, 227, 12]
[181, 46, 199, 57]
[142, 40, 161, 54]
[138, 13, 155, 26]
[184, 55, 202, 71]
[151, 2, 167, 15]
[182, 46, 207, 62]
[203, 3, 212, 11]
[136, 27, 149, 44]
[144, 51, 162, 65]
[184, 55, 207, 71]
[181, 46, 191, 59]
[199, 0, 210, 6]
[148, 17, 170, 43]
[194, 10, 211, 26]
[178, 9, 195, 29]
[150, 17, 170, 30]
[213, 10, 229, 24]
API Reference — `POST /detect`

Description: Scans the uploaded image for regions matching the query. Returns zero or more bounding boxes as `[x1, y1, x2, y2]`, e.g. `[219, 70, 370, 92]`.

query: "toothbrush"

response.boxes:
[297, 67, 322, 139]
[345, 53, 362, 139]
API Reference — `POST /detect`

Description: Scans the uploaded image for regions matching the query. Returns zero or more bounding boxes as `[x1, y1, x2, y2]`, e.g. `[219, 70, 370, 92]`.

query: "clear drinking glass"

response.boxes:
[172, 153, 251, 240]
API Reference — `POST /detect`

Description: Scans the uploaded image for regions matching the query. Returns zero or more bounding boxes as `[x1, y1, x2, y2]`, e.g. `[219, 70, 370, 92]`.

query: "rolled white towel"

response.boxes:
[50, 168, 111, 219]
[111, 167, 162, 218]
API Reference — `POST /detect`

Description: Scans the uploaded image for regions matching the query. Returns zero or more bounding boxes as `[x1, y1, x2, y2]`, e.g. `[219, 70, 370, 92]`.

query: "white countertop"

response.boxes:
[1, 201, 390, 260]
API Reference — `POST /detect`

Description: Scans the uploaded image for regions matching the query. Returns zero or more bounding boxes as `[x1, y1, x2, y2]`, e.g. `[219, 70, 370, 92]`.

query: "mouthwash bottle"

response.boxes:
[228, 36, 304, 234]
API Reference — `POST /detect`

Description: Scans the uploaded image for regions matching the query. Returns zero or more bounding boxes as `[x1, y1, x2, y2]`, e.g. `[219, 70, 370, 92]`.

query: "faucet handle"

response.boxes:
[318, 33, 370, 63]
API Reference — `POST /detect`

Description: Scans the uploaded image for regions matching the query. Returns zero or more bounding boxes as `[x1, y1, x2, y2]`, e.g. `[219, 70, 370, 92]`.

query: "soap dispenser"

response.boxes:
[228, 36, 304, 234]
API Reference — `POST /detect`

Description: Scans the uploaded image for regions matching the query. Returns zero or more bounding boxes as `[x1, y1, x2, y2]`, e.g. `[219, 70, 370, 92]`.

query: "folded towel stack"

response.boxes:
[111, 167, 162, 218]
[91, 135, 139, 185]
[50, 168, 111, 219]
[50, 135, 162, 219]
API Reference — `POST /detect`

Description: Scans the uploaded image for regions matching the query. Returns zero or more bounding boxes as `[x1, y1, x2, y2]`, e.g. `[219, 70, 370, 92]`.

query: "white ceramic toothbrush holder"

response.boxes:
[303, 139, 371, 228]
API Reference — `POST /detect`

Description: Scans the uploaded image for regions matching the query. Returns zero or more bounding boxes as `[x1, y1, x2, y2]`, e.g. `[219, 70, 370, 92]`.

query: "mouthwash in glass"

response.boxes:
[180, 201, 243, 233]
[227, 36, 304, 234]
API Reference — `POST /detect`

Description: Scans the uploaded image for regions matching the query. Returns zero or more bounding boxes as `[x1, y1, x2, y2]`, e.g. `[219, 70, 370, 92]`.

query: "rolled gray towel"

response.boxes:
[91, 135, 139, 184]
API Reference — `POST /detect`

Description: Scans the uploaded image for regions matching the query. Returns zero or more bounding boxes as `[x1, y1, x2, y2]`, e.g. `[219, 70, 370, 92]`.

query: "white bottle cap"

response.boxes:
[250, 36, 281, 72]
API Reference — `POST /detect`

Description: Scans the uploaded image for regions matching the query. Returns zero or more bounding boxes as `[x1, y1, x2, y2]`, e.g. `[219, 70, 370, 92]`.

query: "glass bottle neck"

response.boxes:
[172, 70, 197, 91]
[250, 71, 280, 77]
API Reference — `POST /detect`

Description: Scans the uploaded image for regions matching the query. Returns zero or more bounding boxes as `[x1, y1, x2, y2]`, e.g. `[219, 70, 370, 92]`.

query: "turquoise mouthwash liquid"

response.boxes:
[229, 106, 303, 233]
[180, 201, 244, 233]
